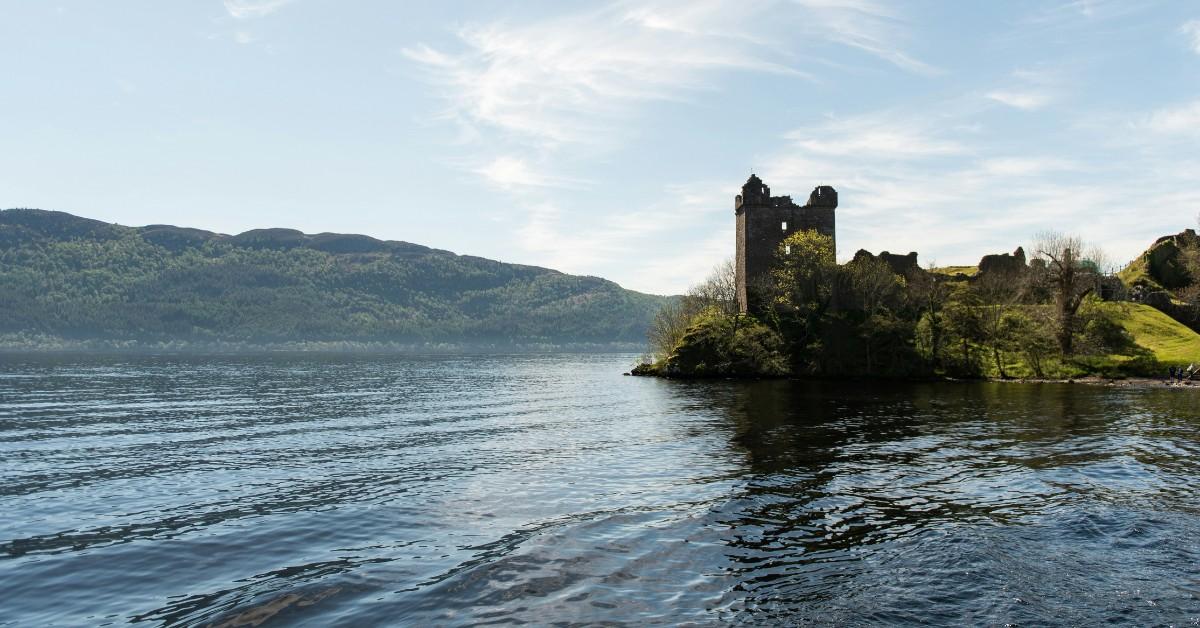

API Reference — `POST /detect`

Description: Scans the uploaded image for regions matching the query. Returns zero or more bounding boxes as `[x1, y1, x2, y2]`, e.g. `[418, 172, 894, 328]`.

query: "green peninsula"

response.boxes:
[636, 230, 1200, 381]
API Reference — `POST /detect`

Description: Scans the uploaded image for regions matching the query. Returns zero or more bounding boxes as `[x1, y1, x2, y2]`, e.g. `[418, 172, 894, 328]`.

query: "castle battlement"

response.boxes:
[735, 174, 837, 313]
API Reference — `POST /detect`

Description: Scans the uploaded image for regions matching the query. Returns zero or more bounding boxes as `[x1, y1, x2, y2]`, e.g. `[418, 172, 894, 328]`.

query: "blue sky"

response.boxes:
[2, 1, 1199, 294]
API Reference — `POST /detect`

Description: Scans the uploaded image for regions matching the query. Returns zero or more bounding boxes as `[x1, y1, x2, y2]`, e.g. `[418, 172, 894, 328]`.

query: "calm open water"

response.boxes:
[2, 353, 1200, 626]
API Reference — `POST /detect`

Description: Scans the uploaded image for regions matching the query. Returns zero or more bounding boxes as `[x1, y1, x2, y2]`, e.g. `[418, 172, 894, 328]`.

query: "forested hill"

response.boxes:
[0, 208, 671, 349]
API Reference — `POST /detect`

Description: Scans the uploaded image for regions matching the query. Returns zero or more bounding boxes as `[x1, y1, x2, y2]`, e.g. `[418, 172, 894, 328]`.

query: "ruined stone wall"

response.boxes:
[978, 247, 1027, 277]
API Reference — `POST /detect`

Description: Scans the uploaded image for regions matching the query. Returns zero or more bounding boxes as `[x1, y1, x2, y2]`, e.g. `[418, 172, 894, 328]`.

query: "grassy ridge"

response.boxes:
[980, 302, 1200, 379]
[930, 265, 979, 277]
[1105, 302, 1200, 365]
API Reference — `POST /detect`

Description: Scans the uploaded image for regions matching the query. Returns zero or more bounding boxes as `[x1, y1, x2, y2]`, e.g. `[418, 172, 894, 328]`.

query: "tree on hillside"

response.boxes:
[688, 258, 738, 316]
[647, 299, 700, 361]
[974, 266, 1027, 378]
[943, 294, 985, 375]
[907, 264, 952, 369]
[769, 230, 839, 356]
[1031, 231, 1107, 355]
[845, 255, 904, 374]
[647, 258, 737, 359]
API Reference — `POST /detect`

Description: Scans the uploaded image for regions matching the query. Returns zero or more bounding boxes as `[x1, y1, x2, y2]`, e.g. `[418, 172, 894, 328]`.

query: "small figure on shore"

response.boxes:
[1168, 366, 1177, 384]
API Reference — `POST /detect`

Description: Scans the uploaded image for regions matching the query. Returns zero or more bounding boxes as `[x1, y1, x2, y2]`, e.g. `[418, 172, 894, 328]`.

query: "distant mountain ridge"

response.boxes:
[0, 208, 670, 349]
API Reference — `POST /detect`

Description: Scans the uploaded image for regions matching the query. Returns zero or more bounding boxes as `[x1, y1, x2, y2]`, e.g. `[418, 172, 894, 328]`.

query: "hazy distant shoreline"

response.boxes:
[0, 337, 648, 355]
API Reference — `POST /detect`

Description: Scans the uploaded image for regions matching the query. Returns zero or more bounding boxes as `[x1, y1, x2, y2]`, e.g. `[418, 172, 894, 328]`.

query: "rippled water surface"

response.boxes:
[3, 353, 1200, 626]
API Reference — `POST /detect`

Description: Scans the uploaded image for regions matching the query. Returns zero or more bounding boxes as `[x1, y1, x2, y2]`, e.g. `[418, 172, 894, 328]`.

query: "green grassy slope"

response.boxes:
[980, 302, 1200, 379]
[930, 265, 978, 277]
[1103, 302, 1200, 365]
[1117, 256, 1164, 292]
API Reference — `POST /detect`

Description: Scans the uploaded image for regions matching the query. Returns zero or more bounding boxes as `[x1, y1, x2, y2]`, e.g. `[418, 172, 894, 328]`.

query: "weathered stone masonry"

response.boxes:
[735, 174, 837, 313]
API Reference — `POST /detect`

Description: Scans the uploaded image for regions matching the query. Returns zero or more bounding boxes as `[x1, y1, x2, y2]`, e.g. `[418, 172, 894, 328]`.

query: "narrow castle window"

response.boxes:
[781, 221, 788, 231]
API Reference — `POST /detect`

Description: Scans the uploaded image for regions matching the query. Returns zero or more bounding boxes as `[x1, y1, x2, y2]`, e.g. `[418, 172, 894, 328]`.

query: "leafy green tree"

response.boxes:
[844, 254, 904, 374]
[942, 296, 985, 376]
[907, 266, 951, 369]
[974, 267, 1026, 378]
[768, 230, 838, 365]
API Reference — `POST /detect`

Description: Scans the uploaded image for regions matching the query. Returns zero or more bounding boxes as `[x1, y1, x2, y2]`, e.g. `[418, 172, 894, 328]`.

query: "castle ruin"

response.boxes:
[735, 174, 837, 313]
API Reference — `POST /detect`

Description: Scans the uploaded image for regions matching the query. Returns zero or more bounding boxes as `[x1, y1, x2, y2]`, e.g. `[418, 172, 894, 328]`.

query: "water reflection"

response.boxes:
[679, 380, 1200, 624]
[2, 355, 1200, 625]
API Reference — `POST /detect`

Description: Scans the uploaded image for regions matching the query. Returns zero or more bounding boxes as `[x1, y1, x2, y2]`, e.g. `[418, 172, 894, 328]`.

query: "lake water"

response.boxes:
[2, 353, 1200, 626]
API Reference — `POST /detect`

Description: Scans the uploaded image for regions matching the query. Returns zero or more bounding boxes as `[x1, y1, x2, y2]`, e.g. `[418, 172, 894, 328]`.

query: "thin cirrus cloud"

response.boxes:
[404, 0, 934, 153]
[760, 109, 1192, 271]
[788, 0, 940, 76]
[513, 183, 736, 293]
[985, 68, 1059, 111]
[1183, 20, 1200, 54]
[784, 116, 966, 158]
[223, 0, 293, 19]
[403, 1, 804, 151]
[475, 157, 590, 190]
[1141, 100, 1200, 136]
[400, 0, 938, 292]
[986, 89, 1053, 111]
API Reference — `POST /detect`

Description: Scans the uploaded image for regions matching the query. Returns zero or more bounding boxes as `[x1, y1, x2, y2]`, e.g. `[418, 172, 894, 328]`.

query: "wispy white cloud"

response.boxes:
[1142, 100, 1200, 136]
[404, 2, 804, 152]
[1025, 0, 1148, 26]
[986, 67, 1059, 110]
[512, 181, 736, 293]
[977, 156, 1079, 176]
[405, 0, 933, 154]
[406, 0, 938, 274]
[785, 115, 966, 158]
[790, 0, 940, 75]
[223, 0, 293, 19]
[987, 90, 1053, 110]
[475, 156, 590, 190]
[1183, 20, 1200, 54]
[233, 31, 256, 44]
[477, 157, 546, 189]
[762, 109, 1192, 268]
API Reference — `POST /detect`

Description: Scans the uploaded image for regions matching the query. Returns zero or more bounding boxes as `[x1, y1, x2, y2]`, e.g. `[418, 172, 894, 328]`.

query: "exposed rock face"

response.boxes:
[1134, 229, 1199, 290]
[1119, 229, 1200, 333]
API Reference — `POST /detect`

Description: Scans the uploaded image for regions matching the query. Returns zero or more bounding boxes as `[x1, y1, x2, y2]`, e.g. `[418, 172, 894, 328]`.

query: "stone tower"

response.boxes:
[735, 174, 837, 313]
